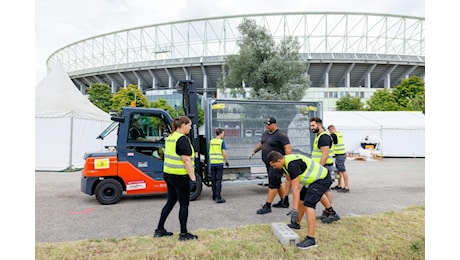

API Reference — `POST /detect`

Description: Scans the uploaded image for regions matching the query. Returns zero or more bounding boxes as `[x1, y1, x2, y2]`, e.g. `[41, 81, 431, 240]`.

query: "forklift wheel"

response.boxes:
[189, 174, 202, 201]
[95, 179, 123, 205]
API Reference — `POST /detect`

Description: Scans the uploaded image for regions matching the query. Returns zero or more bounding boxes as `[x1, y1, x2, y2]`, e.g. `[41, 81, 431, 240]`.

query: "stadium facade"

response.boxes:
[46, 12, 425, 111]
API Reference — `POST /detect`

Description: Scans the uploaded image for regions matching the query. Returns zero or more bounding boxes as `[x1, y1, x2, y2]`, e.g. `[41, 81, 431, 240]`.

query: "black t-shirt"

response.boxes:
[260, 128, 290, 164]
[286, 159, 307, 180]
[317, 133, 332, 149]
[317, 133, 333, 165]
[176, 135, 193, 156]
[330, 133, 338, 144]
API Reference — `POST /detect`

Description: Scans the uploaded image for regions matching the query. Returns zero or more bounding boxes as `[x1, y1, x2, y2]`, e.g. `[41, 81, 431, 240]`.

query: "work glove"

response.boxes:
[190, 180, 197, 190]
[289, 209, 298, 225]
[248, 152, 255, 160]
[225, 162, 229, 168]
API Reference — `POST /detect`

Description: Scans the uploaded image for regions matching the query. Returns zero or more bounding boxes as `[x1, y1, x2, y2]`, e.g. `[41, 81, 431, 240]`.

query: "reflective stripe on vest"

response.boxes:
[332, 132, 346, 155]
[312, 131, 333, 164]
[282, 154, 328, 186]
[163, 131, 194, 175]
[209, 138, 224, 164]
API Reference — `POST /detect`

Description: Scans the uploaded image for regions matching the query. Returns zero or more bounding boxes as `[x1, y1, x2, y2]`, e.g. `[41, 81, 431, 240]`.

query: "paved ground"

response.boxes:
[35, 158, 424, 243]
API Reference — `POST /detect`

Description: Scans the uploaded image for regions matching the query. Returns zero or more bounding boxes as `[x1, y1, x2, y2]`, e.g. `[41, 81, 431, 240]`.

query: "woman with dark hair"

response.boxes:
[154, 116, 198, 241]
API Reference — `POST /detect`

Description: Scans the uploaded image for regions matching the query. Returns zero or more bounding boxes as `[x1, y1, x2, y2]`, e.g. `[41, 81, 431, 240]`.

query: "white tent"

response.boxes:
[35, 64, 116, 171]
[323, 111, 425, 157]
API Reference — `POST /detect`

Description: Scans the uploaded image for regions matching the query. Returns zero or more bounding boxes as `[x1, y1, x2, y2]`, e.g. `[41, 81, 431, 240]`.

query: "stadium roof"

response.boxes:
[46, 12, 424, 94]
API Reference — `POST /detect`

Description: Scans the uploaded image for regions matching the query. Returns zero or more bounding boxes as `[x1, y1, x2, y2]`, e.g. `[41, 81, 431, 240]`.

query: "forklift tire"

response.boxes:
[95, 179, 123, 205]
[189, 174, 202, 201]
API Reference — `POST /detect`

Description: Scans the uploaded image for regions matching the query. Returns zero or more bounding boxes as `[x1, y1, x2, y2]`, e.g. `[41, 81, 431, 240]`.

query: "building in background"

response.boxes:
[46, 12, 424, 111]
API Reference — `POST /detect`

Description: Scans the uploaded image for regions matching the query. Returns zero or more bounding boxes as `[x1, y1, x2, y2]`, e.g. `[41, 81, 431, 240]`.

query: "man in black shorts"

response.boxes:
[249, 117, 292, 214]
[267, 150, 339, 250]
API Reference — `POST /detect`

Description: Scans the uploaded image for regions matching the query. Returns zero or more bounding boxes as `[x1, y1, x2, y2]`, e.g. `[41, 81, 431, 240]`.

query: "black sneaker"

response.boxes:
[282, 196, 289, 208]
[321, 212, 341, 224]
[338, 188, 350, 193]
[288, 222, 300, 230]
[256, 204, 272, 214]
[316, 210, 328, 220]
[296, 236, 317, 250]
[331, 185, 342, 190]
[216, 198, 226, 203]
[154, 228, 173, 237]
[272, 200, 285, 208]
[179, 232, 198, 241]
[273, 197, 290, 208]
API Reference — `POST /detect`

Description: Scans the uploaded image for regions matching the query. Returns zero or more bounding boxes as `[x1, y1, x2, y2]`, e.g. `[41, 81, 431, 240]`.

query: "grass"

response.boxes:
[35, 206, 424, 259]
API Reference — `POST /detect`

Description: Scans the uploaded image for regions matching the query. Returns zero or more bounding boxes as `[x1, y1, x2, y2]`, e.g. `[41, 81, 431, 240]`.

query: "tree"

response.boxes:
[392, 76, 425, 112]
[217, 18, 309, 100]
[86, 83, 113, 112]
[335, 94, 364, 111]
[176, 104, 205, 127]
[366, 89, 400, 111]
[147, 98, 178, 136]
[366, 76, 425, 112]
[149, 98, 178, 119]
[406, 94, 425, 114]
[110, 84, 149, 112]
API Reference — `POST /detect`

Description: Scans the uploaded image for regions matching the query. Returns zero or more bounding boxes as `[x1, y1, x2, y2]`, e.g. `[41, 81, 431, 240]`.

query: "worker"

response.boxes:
[250, 117, 291, 214]
[209, 128, 230, 203]
[267, 151, 338, 250]
[129, 114, 148, 141]
[129, 113, 164, 158]
[154, 116, 198, 241]
[290, 117, 340, 228]
[328, 125, 350, 193]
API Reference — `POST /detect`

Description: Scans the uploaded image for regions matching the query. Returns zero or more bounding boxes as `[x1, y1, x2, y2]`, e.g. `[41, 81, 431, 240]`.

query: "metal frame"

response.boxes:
[45, 12, 425, 110]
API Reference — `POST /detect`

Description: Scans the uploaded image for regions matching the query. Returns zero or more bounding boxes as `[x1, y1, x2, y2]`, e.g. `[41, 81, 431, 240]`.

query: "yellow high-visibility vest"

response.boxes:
[311, 131, 333, 165]
[282, 154, 328, 186]
[332, 132, 346, 155]
[209, 138, 224, 164]
[163, 131, 194, 175]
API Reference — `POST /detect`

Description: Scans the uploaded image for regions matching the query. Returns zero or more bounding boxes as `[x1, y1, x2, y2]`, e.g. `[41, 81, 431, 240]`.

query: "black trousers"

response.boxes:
[157, 173, 191, 234]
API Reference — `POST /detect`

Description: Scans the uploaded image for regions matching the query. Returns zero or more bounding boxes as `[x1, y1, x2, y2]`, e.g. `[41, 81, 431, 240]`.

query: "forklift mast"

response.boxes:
[176, 80, 202, 177]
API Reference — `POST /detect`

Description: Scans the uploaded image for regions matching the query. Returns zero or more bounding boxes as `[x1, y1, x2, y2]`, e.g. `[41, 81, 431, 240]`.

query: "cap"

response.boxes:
[265, 117, 277, 125]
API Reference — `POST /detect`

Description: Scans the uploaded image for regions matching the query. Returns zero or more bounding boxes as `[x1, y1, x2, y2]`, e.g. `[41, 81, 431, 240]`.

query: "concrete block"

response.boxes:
[270, 222, 300, 245]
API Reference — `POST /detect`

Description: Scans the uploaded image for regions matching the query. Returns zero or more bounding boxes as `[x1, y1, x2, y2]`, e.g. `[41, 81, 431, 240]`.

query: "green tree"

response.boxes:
[392, 76, 425, 112]
[177, 105, 205, 127]
[406, 94, 425, 114]
[149, 98, 178, 119]
[366, 76, 425, 112]
[335, 94, 364, 111]
[110, 84, 149, 112]
[217, 18, 309, 100]
[86, 83, 113, 112]
[147, 98, 178, 135]
[366, 89, 400, 111]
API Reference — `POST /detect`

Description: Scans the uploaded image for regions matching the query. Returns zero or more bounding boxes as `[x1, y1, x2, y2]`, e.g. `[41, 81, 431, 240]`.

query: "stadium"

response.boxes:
[46, 12, 425, 111]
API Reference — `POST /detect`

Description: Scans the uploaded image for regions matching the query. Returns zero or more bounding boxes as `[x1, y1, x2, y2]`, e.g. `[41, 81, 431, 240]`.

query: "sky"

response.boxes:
[35, 0, 426, 85]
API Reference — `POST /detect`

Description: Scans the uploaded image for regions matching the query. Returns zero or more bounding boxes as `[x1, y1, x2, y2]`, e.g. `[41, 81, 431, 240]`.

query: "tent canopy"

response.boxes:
[323, 111, 425, 157]
[35, 63, 110, 121]
[35, 63, 115, 171]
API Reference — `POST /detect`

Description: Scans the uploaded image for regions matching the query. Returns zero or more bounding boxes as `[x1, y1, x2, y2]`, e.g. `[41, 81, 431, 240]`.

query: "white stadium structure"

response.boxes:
[46, 12, 424, 111]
